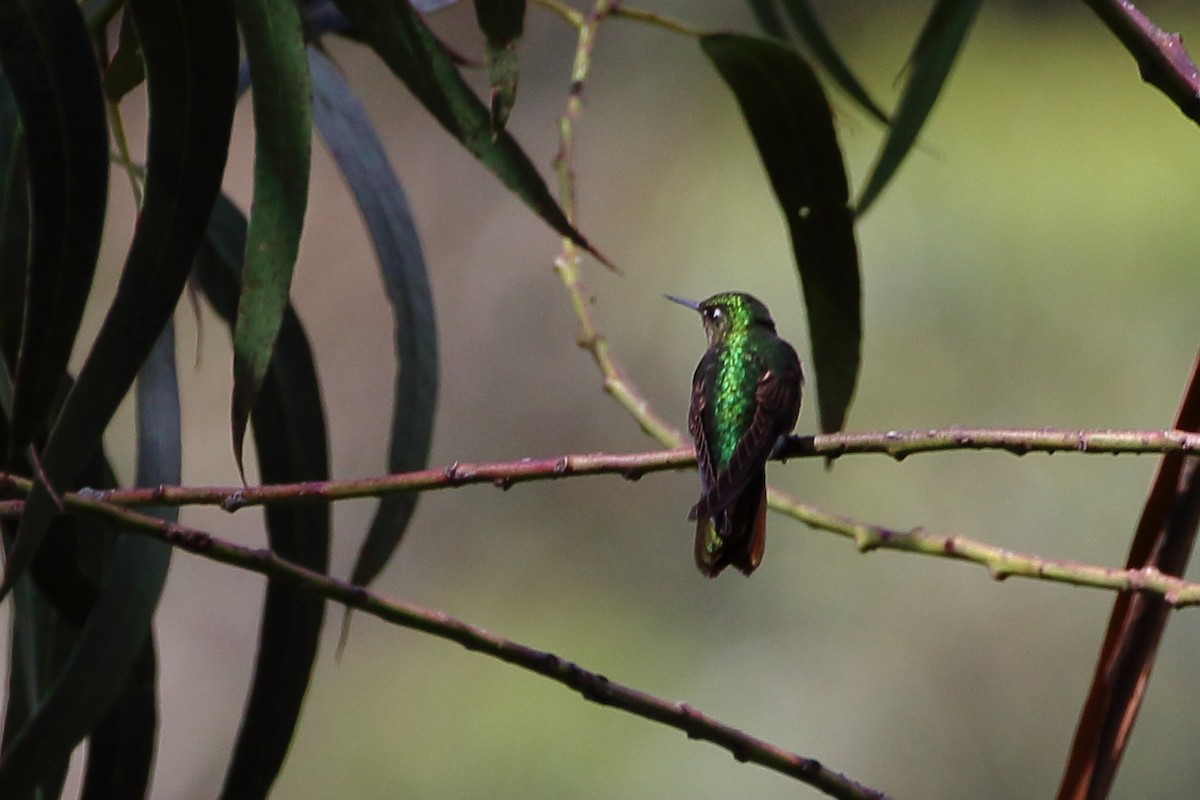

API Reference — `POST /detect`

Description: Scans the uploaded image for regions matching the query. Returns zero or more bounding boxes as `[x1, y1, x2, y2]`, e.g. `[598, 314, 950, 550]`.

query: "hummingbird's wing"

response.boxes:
[687, 351, 719, 521]
[694, 355, 802, 521]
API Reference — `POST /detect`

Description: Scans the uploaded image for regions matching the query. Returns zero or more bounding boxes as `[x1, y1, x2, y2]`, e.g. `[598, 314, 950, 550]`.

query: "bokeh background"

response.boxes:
[34, 0, 1200, 797]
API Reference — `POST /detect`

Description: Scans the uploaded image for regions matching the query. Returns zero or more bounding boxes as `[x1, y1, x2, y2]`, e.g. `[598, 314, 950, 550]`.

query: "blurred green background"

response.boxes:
[61, 0, 1200, 797]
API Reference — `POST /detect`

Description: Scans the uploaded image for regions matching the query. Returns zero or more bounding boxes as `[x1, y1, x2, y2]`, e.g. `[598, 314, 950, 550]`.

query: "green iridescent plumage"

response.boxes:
[667, 292, 803, 577]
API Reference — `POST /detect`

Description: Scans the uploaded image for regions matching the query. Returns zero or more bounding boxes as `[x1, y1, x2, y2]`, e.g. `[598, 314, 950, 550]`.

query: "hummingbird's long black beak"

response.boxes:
[663, 294, 701, 311]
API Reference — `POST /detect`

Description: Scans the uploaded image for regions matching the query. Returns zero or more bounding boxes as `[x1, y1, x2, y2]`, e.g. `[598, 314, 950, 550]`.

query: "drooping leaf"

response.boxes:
[303, 0, 467, 41]
[81, 325, 174, 799]
[102, 12, 146, 102]
[0, 0, 224, 774]
[473, 0, 524, 132]
[0, 308, 179, 800]
[701, 34, 860, 434]
[77, 325, 177, 800]
[0, 0, 238, 600]
[0, 77, 27, 366]
[1, 575, 78, 800]
[80, 642, 158, 800]
[746, 0, 788, 40]
[0, 0, 108, 459]
[230, 0, 313, 478]
[309, 48, 438, 598]
[778, 0, 890, 127]
[330, 0, 608, 266]
[196, 194, 330, 800]
[856, 0, 982, 215]
[0, 533, 170, 798]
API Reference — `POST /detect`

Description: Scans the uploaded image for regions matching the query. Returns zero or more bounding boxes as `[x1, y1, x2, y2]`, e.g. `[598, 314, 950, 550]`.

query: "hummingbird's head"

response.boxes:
[665, 292, 776, 346]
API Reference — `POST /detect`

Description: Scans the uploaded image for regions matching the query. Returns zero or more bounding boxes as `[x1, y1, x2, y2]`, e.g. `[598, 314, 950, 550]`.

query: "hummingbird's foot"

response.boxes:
[769, 434, 789, 461]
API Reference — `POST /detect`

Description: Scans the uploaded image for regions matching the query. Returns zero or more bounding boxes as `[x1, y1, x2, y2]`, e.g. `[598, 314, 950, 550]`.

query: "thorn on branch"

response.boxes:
[221, 491, 246, 512]
[168, 525, 213, 553]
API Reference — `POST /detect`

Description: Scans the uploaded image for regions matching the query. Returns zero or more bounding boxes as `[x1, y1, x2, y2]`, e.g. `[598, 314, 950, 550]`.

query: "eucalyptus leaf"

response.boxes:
[856, 0, 982, 214]
[702, 34, 860, 434]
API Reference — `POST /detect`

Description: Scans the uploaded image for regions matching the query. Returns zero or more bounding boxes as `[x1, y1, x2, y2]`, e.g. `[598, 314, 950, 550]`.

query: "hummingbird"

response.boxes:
[666, 292, 803, 578]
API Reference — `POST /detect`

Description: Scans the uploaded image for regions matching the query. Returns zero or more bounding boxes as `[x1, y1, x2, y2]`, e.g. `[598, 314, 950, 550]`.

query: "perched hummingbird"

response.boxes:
[666, 292, 803, 578]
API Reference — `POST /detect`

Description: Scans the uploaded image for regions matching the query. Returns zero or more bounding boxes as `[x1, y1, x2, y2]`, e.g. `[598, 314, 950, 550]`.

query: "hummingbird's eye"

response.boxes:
[707, 308, 722, 321]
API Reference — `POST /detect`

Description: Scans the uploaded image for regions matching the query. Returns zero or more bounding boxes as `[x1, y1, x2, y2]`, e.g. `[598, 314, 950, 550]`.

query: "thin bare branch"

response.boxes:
[6, 436, 1200, 607]
[765, 490, 1200, 606]
[1, 428, 1194, 514]
[49, 491, 891, 800]
[1083, 0, 1200, 125]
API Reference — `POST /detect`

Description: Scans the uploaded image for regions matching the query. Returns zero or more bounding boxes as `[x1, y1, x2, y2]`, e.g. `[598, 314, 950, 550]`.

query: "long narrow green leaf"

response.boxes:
[856, 0, 982, 215]
[778, 0, 890, 127]
[102, 12, 146, 102]
[473, 0, 524, 132]
[0, 0, 238, 600]
[76, 323, 180, 800]
[0, 533, 169, 797]
[230, 0, 312, 477]
[330, 0, 608, 266]
[197, 194, 330, 800]
[0, 76, 26, 369]
[309, 48, 438, 597]
[0, 0, 234, 780]
[746, 0, 788, 40]
[80, 642, 157, 800]
[0, 0, 108, 457]
[701, 34, 860, 434]
[2, 575, 78, 800]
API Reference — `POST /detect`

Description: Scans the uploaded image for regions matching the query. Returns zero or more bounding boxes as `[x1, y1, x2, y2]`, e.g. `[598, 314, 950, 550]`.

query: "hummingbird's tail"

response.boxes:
[693, 471, 767, 578]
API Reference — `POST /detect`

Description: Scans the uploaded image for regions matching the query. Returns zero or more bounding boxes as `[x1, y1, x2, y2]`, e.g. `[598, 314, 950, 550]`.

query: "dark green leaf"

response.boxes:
[0, 77, 27, 366]
[133, 323, 183, 518]
[78, 324, 179, 800]
[778, 0, 890, 127]
[230, 0, 313, 477]
[0, 0, 108, 458]
[473, 0, 524, 132]
[196, 194, 330, 800]
[79, 636, 157, 800]
[701, 34, 860, 434]
[856, 0, 982, 215]
[309, 48, 438, 596]
[330, 0, 609, 266]
[102, 12, 146, 102]
[0, 534, 169, 798]
[0, 299, 177, 800]
[0, 0, 238, 599]
[1, 575, 78, 800]
[746, 0, 788, 40]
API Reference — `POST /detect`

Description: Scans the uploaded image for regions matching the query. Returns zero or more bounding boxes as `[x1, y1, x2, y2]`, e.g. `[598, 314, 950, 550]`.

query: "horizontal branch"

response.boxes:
[52, 490, 889, 800]
[3, 428, 1200, 608]
[1, 428, 1194, 514]
[785, 427, 1200, 460]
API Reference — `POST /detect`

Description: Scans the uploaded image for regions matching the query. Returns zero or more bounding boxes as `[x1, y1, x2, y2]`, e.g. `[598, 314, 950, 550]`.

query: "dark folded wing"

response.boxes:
[695, 358, 800, 519]
[688, 351, 719, 522]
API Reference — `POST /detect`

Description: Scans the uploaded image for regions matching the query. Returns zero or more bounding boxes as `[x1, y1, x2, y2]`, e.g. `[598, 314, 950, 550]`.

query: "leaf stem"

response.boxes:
[611, 5, 705, 38]
[530, 0, 585, 30]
